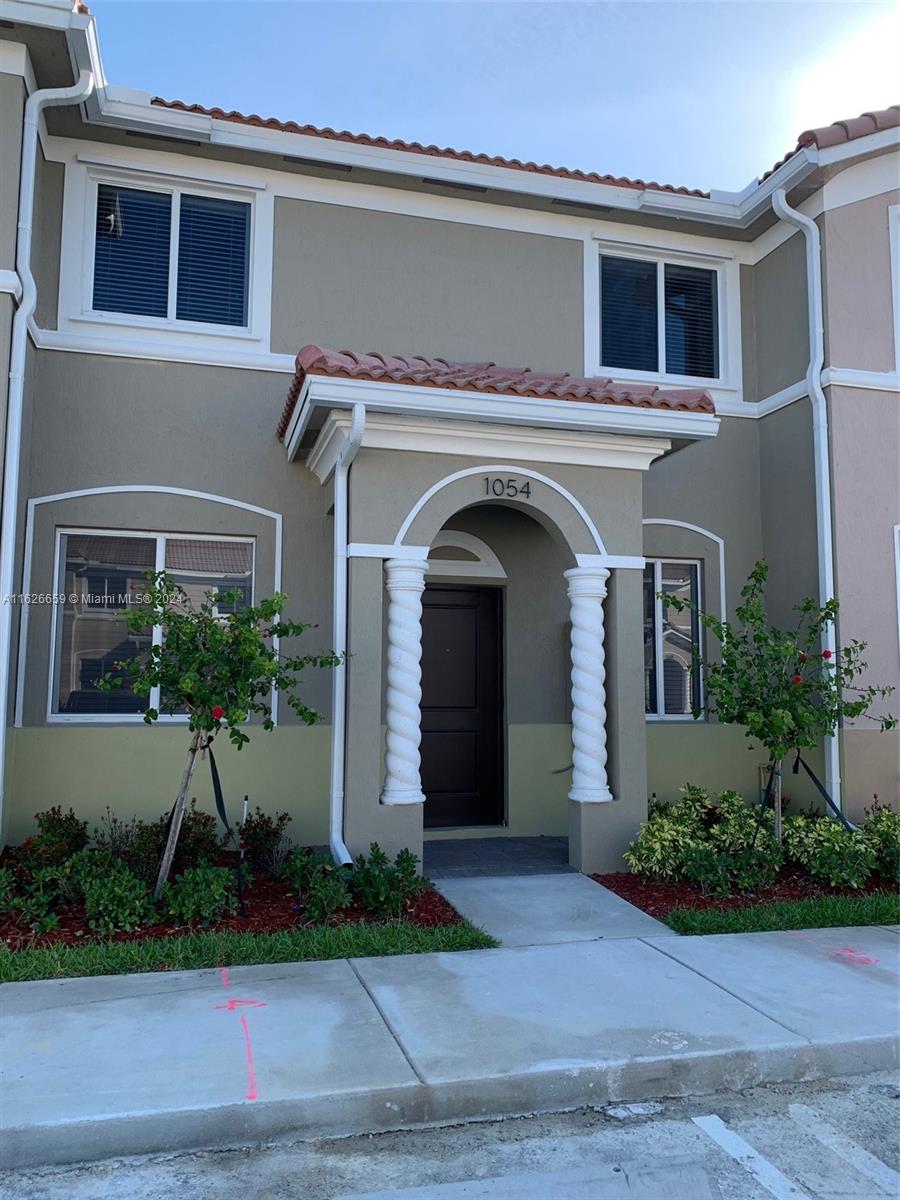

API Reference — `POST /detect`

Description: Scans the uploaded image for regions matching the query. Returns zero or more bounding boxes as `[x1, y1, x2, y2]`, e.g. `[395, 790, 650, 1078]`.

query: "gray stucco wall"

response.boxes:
[748, 232, 809, 401]
[32, 148, 63, 330]
[0, 70, 24, 271]
[17, 351, 335, 722]
[271, 198, 584, 371]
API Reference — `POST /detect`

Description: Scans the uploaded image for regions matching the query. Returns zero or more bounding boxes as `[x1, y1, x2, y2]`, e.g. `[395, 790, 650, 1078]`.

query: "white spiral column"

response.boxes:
[380, 557, 429, 806]
[565, 565, 614, 803]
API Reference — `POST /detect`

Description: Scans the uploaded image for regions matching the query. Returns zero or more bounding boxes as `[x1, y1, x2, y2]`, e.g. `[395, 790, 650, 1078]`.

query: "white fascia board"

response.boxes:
[306, 409, 673, 481]
[0, 0, 85, 28]
[288, 374, 718, 463]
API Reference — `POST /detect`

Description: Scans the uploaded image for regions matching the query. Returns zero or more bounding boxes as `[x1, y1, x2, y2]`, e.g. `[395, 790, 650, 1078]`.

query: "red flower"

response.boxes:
[211, 705, 225, 721]
[821, 649, 833, 660]
[791, 674, 803, 685]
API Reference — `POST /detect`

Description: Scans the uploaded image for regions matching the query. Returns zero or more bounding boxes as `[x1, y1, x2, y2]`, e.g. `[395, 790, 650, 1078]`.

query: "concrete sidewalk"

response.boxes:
[1, 925, 898, 1170]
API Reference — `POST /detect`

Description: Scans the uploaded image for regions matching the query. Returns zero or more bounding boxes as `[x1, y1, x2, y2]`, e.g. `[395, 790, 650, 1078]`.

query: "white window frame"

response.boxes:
[48, 528, 256, 724]
[590, 236, 739, 391]
[57, 159, 273, 353]
[644, 556, 705, 722]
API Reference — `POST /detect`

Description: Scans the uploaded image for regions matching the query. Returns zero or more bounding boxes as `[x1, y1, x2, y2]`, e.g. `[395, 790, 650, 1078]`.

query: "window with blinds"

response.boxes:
[92, 183, 251, 328]
[600, 253, 719, 380]
[643, 559, 702, 718]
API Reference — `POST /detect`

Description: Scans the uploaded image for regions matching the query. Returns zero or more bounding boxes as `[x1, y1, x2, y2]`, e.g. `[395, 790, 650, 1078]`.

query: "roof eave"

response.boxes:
[282, 374, 719, 463]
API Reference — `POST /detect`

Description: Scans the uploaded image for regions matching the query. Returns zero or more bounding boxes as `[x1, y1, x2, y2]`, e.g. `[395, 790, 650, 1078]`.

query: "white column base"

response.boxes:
[381, 785, 427, 806]
[569, 783, 615, 804]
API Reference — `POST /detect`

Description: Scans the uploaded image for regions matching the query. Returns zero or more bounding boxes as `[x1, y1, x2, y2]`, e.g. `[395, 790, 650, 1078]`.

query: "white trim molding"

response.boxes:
[14, 485, 283, 728]
[394, 464, 608, 554]
[427, 531, 507, 580]
[891, 205, 900, 377]
[822, 367, 900, 393]
[306, 409, 674, 481]
[0, 269, 22, 303]
[642, 518, 726, 621]
[894, 524, 900, 665]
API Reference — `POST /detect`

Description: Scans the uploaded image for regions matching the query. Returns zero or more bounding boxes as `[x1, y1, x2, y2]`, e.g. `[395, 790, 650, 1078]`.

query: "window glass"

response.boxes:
[175, 194, 250, 326]
[660, 561, 701, 715]
[600, 255, 659, 372]
[664, 264, 718, 378]
[56, 534, 154, 714]
[93, 185, 171, 318]
[164, 539, 253, 613]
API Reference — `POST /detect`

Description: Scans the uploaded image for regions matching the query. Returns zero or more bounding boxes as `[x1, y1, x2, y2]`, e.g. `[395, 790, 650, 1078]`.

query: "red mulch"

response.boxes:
[594, 868, 895, 920]
[0, 871, 463, 952]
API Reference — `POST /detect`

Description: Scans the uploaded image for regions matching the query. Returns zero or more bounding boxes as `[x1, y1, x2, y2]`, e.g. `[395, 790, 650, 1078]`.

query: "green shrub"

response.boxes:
[30, 806, 89, 866]
[682, 839, 782, 897]
[681, 844, 733, 897]
[57, 847, 117, 905]
[124, 816, 170, 884]
[304, 870, 351, 923]
[862, 803, 900, 884]
[624, 816, 700, 882]
[163, 866, 236, 926]
[177, 800, 221, 866]
[0, 866, 14, 912]
[280, 847, 332, 892]
[785, 817, 876, 889]
[11, 867, 63, 933]
[237, 807, 292, 874]
[82, 865, 156, 935]
[92, 809, 140, 862]
[350, 843, 427, 919]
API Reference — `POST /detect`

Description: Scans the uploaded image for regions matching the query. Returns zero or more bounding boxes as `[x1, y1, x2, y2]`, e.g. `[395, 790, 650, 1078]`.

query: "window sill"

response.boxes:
[597, 365, 732, 391]
[67, 311, 262, 343]
[645, 715, 706, 724]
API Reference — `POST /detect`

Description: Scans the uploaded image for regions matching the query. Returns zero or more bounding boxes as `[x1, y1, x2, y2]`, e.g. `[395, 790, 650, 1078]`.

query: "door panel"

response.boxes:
[420, 586, 503, 828]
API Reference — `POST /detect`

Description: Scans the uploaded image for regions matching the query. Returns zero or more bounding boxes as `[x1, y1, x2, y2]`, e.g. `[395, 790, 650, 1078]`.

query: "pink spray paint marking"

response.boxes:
[216, 965, 263, 1101]
[240, 1014, 259, 1101]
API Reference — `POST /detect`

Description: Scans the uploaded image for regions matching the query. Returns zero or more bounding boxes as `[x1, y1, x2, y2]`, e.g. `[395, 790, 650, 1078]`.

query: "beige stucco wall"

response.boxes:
[822, 188, 900, 373]
[828, 384, 900, 813]
[271, 198, 584, 371]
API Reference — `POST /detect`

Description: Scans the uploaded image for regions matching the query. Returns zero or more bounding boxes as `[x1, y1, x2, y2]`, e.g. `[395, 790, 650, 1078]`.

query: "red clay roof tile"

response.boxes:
[277, 346, 715, 439]
[762, 105, 899, 180]
[150, 97, 709, 198]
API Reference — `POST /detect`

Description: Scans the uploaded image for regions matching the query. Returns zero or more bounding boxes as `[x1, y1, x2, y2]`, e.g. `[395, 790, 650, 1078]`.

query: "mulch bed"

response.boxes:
[0, 871, 463, 952]
[594, 868, 895, 920]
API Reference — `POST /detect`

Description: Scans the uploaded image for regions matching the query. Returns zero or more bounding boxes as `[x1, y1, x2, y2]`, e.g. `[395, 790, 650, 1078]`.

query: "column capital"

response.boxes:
[564, 564, 610, 599]
[384, 557, 430, 592]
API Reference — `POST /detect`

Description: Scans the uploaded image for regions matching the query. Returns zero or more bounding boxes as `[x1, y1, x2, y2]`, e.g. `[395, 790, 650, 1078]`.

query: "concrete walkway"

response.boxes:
[2, 924, 898, 1170]
[434, 874, 673, 945]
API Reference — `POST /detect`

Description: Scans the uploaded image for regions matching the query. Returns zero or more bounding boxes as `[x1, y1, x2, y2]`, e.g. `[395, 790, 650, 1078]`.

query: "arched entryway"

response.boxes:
[372, 463, 630, 872]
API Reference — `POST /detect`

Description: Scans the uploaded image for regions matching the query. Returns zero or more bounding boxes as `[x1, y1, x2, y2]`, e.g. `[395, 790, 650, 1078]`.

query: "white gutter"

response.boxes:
[328, 402, 366, 864]
[771, 188, 842, 815]
[0, 69, 95, 831]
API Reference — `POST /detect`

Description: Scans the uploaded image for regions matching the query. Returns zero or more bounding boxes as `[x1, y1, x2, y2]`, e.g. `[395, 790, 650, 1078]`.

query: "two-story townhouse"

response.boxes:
[1, 0, 897, 874]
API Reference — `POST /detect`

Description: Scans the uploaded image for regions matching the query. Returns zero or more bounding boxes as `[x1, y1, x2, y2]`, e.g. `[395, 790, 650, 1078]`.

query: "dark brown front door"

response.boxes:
[420, 585, 503, 828]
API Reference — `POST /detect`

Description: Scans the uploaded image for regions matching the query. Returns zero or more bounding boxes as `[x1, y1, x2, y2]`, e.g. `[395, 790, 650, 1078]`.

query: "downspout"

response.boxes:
[329, 403, 366, 864]
[0, 70, 95, 829]
[771, 188, 842, 815]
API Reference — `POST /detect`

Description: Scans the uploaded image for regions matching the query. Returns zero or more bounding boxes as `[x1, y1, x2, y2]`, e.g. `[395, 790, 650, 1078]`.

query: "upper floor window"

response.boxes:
[52, 530, 254, 718]
[601, 254, 719, 380]
[92, 183, 251, 327]
[644, 559, 703, 719]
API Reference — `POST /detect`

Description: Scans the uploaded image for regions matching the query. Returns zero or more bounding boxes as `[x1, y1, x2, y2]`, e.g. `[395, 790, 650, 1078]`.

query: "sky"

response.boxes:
[89, 0, 900, 192]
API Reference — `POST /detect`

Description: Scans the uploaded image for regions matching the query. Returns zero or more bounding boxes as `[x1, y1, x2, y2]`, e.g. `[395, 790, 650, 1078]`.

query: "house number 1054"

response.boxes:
[484, 477, 532, 498]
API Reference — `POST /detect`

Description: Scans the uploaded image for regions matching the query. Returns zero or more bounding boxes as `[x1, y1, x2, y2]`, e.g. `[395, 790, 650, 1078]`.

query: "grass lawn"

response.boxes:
[665, 891, 900, 935]
[0, 919, 497, 983]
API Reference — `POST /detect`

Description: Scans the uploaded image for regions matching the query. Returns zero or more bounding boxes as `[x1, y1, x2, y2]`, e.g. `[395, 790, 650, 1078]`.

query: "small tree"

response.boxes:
[101, 573, 338, 896]
[667, 561, 895, 839]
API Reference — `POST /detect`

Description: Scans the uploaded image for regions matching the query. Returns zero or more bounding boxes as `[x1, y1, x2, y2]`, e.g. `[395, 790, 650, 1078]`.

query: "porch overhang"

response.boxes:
[279, 347, 720, 464]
